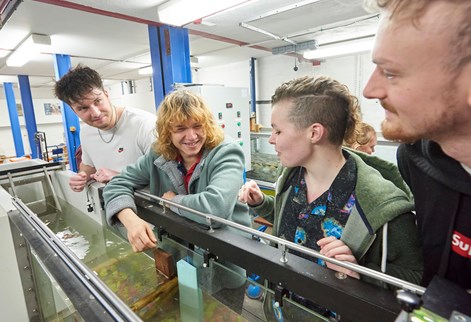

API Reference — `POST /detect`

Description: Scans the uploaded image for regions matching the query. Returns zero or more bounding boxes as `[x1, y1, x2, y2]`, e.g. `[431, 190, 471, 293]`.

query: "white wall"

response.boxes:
[0, 86, 66, 157]
[196, 53, 378, 127]
[0, 51, 394, 161]
[107, 78, 158, 115]
[0, 79, 157, 157]
[193, 60, 250, 89]
[193, 52, 397, 163]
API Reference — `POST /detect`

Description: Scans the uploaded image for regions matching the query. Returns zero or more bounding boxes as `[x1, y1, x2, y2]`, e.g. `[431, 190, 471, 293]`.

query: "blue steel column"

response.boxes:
[54, 54, 80, 172]
[250, 57, 257, 114]
[148, 25, 165, 108]
[3, 82, 25, 156]
[148, 25, 192, 111]
[17, 75, 39, 159]
[159, 25, 192, 94]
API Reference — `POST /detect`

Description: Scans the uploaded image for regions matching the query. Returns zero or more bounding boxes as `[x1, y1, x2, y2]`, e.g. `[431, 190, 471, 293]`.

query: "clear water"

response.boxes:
[37, 199, 251, 321]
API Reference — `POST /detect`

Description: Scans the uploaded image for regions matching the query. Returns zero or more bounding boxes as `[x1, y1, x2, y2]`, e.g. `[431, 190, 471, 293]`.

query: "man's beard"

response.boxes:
[380, 102, 419, 143]
[380, 94, 458, 144]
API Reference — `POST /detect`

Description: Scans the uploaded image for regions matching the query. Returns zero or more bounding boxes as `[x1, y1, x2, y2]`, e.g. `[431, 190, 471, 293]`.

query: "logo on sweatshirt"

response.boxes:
[118, 147, 124, 153]
[452, 231, 471, 258]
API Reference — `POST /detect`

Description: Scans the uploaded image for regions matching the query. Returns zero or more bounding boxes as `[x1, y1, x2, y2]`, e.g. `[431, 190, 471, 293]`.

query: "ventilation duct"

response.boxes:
[272, 40, 318, 55]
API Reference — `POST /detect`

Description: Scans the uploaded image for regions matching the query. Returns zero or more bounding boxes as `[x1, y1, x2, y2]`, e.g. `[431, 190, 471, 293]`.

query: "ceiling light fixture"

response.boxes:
[0, 49, 11, 58]
[303, 38, 374, 60]
[157, 0, 251, 27]
[6, 33, 51, 67]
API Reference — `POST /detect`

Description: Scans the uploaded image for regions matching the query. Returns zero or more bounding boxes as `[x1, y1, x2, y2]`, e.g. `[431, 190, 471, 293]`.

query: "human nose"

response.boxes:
[185, 128, 197, 139]
[363, 67, 386, 100]
[89, 104, 101, 117]
[268, 132, 275, 145]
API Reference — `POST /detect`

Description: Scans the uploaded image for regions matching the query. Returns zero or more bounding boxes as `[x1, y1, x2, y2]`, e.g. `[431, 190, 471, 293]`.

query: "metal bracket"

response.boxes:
[279, 243, 288, 263]
[206, 217, 215, 233]
[159, 200, 167, 214]
[396, 290, 422, 313]
[7, 172, 18, 197]
[274, 284, 290, 307]
[203, 250, 217, 268]
[450, 311, 471, 322]
[156, 226, 168, 242]
[42, 167, 62, 212]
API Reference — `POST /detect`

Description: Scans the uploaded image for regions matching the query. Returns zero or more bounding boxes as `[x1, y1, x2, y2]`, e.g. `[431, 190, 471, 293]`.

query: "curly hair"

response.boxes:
[364, 0, 471, 72]
[54, 64, 104, 105]
[271, 75, 362, 146]
[153, 90, 224, 160]
[346, 122, 377, 148]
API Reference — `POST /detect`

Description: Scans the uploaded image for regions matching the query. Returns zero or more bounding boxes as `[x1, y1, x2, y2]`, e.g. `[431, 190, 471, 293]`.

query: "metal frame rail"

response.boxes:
[134, 191, 424, 322]
[0, 161, 63, 177]
[9, 197, 142, 322]
[0, 162, 64, 211]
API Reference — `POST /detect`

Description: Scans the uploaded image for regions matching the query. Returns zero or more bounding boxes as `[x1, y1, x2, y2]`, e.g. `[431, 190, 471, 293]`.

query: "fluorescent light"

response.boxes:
[6, 33, 51, 67]
[138, 66, 153, 75]
[0, 49, 10, 58]
[157, 0, 250, 26]
[303, 38, 374, 60]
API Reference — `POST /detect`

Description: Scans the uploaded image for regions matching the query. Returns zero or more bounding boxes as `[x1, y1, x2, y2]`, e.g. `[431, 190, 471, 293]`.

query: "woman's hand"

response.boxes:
[238, 180, 264, 206]
[162, 191, 176, 200]
[117, 209, 157, 252]
[317, 236, 360, 279]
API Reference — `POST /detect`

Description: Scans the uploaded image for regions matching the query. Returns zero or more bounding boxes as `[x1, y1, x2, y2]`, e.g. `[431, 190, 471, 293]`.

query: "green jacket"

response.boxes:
[104, 139, 251, 230]
[252, 150, 423, 287]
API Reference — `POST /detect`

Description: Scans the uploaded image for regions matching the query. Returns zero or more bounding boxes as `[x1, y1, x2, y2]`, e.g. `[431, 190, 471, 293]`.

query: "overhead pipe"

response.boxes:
[249, 57, 256, 115]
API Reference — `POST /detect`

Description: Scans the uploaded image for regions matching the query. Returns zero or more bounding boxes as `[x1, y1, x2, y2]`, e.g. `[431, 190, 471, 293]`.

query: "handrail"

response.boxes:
[136, 190, 426, 295]
[0, 162, 63, 178]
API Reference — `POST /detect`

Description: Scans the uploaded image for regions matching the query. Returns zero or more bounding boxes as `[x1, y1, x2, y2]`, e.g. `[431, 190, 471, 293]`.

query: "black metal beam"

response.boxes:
[135, 196, 400, 322]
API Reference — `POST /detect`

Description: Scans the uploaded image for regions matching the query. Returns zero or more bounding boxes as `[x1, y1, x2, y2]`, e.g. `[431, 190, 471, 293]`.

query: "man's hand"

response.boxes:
[69, 171, 88, 192]
[90, 168, 118, 183]
[317, 236, 360, 279]
[117, 209, 157, 252]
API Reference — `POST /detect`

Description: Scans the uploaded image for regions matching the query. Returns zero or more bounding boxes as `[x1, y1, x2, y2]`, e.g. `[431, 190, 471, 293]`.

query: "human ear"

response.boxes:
[310, 123, 324, 143]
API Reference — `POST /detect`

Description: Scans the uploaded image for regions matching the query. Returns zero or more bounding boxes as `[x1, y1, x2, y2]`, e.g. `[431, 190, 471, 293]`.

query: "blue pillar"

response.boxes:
[159, 25, 192, 94]
[148, 24, 191, 109]
[3, 82, 25, 157]
[53, 54, 80, 172]
[250, 57, 257, 114]
[148, 25, 165, 108]
[18, 75, 39, 159]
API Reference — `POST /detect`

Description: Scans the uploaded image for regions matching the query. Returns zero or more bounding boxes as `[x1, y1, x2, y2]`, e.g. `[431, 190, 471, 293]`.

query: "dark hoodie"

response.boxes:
[398, 140, 471, 289]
